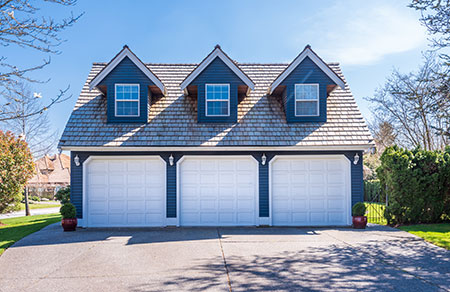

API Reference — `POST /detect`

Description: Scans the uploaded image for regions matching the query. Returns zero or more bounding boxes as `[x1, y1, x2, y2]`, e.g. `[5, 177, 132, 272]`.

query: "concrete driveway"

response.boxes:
[0, 224, 448, 292]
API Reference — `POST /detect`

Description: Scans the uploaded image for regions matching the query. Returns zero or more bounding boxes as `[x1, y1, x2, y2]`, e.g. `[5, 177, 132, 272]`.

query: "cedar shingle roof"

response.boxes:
[58, 62, 374, 148]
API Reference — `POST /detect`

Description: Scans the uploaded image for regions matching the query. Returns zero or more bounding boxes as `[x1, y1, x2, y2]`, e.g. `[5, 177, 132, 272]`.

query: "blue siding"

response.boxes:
[190, 57, 245, 123]
[71, 151, 364, 222]
[99, 56, 154, 123]
[280, 56, 336, 123]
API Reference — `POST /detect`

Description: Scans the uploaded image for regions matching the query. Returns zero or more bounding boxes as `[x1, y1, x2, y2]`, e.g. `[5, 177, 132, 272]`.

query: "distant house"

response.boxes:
[27, 154, 70, 199]
[59, 45, 374, 228]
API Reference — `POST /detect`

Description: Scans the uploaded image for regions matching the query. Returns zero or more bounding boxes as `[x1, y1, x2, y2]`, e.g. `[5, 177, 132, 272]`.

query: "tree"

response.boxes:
[1, 82, 57, 157]
[366, 53, 449, 150]
[0, 0, 82, 122]
[0, 131, 34, 214]
[409, 0, 450, 137]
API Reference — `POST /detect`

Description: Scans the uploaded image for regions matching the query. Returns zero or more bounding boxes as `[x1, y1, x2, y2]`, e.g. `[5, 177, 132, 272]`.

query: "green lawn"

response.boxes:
[364, 202, 387, 225]
[399, 223, 450, 250]
[18, 201, 61, 210]
[0, 213, 61, 256]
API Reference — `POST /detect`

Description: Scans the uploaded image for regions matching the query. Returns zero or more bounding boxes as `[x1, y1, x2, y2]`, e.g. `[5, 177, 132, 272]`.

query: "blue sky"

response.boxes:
[4, 0, 429, 146]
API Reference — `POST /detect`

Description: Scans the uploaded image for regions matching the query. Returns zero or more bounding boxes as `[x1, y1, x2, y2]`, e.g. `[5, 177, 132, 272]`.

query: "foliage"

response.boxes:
[0, 0, 82, 122]
[352, 202, 366, 217]
[364, 202, 387, 225]
[399, 223, 450, 250]
[55, 186, 70, 205]
[0, 131, 34, 214]
[366, 53, 449, 150]
[60, 203, 76, 219]
[30, 195, 40, 202]
[377, 146, 450, 225]
[0, 213, 61, 255]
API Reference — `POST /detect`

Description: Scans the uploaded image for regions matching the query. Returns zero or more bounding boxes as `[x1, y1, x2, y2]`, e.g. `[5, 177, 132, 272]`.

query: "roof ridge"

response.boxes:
[92, 62, 341, 66]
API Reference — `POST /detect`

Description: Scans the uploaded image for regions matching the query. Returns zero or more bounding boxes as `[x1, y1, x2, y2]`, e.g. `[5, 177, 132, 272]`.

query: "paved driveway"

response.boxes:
[0, 224, 448, 292]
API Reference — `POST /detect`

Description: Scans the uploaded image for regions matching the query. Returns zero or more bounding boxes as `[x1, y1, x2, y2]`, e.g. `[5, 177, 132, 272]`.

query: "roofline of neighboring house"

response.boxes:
[269, 45, 346, 94]
[180, 45, 255, 92]
[89, 45, 166, 94]
[60, 145, 375, 152]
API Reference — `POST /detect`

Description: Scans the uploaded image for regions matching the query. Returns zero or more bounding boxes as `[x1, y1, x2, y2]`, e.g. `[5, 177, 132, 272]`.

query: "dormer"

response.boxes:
[89, 45, 166, 123]
[180, 45, 255, 123]
[269, 45, 345, 123]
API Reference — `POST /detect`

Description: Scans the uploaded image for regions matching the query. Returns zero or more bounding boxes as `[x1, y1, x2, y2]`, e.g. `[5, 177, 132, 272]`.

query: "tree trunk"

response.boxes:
[24, 186, 30, 216]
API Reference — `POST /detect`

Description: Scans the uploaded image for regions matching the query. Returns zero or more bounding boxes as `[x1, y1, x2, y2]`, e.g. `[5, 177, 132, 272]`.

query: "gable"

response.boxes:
[89, 46, 165, 95]
[190, 56, 244, 85]
[100, 56, 154, 85]
[180, 45, 255, 92]
[269, 46, 345, 94]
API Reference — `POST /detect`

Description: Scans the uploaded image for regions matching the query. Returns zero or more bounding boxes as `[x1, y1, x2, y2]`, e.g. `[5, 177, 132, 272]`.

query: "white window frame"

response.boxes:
[115, 83, 140, 117]
[205, 83, 230, 117]
[294, 83, 320, 117]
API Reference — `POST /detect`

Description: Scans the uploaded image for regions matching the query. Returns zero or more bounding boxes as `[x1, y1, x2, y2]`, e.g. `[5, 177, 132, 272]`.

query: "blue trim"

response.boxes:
[71, 151, 364, 222]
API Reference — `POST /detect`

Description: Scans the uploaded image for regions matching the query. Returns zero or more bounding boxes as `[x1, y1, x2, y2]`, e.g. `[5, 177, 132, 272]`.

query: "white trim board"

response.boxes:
[89, 46, 166, 94]
[62, 145, 373, 152]
[180, 46, 255, 91]
[269, 46, 345, 94]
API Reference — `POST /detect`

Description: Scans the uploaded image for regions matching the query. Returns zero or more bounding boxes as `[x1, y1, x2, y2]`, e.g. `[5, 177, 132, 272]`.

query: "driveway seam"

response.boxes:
[217, 228, 233, 292]
[323, 230, 449, 292]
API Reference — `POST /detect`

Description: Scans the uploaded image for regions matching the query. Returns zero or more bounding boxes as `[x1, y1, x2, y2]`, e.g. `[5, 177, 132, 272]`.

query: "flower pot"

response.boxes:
[352, 216, 367, 229]
[61, 218, 77, 231]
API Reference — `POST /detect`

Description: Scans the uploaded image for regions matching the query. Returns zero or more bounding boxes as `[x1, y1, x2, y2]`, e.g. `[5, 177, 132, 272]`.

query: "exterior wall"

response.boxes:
[99, 56, 154, 123]
[190, 57, 245, 123]
[280, 56, 336, 123]
[71, 150, 364, 221]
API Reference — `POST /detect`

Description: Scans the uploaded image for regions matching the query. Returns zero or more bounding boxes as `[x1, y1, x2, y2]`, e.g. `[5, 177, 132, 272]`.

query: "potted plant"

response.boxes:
[60, 203, 77, 231]
[352, 202, 367, 229]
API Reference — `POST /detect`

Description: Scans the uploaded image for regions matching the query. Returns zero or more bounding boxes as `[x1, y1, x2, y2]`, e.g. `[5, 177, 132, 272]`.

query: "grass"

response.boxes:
[17, 201, 61, 210]
[0, 213, 61, 256]
[364, 202, 387, 225]
[399, 223, 450, 250]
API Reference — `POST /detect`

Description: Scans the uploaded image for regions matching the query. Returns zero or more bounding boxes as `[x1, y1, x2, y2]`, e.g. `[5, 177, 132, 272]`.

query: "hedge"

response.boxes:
[377, 146, 450, 225]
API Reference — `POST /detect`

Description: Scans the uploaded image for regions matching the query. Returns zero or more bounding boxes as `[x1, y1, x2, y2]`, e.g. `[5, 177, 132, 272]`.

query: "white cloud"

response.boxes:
[303, 1, 427, 66]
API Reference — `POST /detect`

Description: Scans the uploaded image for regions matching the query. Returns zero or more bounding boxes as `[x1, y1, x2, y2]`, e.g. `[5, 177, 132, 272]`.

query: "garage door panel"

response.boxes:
[272, 156, 350, 226]
[180, 157, 257, 226]
[86, 157, 165, 227]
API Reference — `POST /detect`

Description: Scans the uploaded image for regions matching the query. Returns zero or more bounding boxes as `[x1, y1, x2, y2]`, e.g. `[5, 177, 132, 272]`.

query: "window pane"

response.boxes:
[207, 101, 228, 116]
[206, 84, 229, 100]
[116, 84, 139, 100]
[296, 101, 318, 116]
[117, 101, 139, 116]
[296, 84, 318, 100]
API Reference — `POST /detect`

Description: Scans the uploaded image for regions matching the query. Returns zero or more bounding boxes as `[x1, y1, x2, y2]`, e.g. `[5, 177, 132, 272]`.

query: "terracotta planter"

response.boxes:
[352, 216, 367, 229]
[61, 218, 77, 231]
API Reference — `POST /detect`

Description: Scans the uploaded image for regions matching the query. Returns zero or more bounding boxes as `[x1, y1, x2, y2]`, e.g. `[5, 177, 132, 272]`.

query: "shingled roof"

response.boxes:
[58, 62, 374, 150]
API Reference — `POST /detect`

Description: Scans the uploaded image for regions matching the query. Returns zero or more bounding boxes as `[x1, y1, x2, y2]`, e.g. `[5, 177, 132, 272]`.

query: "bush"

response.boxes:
[55, 186, 70, 204]
[377, 146, 450, 225]
[352, 202, 367, 216]
[30, 195, 40, 202]
[60, 203, 76, 219]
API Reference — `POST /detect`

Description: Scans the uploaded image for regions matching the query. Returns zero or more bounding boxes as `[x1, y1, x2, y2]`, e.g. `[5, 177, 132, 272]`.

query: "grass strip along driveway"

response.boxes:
[18, 202, 61, 210]
[399, 223, 450, 250]
[0, 214, 61, 256]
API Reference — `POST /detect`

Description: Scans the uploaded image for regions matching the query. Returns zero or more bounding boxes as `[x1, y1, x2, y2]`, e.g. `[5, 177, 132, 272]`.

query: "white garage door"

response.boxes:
[179, 156, 258, 226]
[86, 157, 166, 227]
[271, 156, 351, 226]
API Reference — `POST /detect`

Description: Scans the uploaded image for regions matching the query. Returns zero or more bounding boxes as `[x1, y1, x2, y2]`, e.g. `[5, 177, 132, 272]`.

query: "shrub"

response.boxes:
[55, 186, 70, 204]
[30, 195, 40, 202]
[60, 203, 76, 219]
[377, 146, 450, 225]
[0, 131, 34, 214]
[352, 202, 367, 216]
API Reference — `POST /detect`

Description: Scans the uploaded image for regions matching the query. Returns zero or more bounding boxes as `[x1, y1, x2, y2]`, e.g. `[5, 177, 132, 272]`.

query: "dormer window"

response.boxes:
[295, 84, 319, 116]
[115, 84, 140, 117]
[206, 84, 230, 116]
